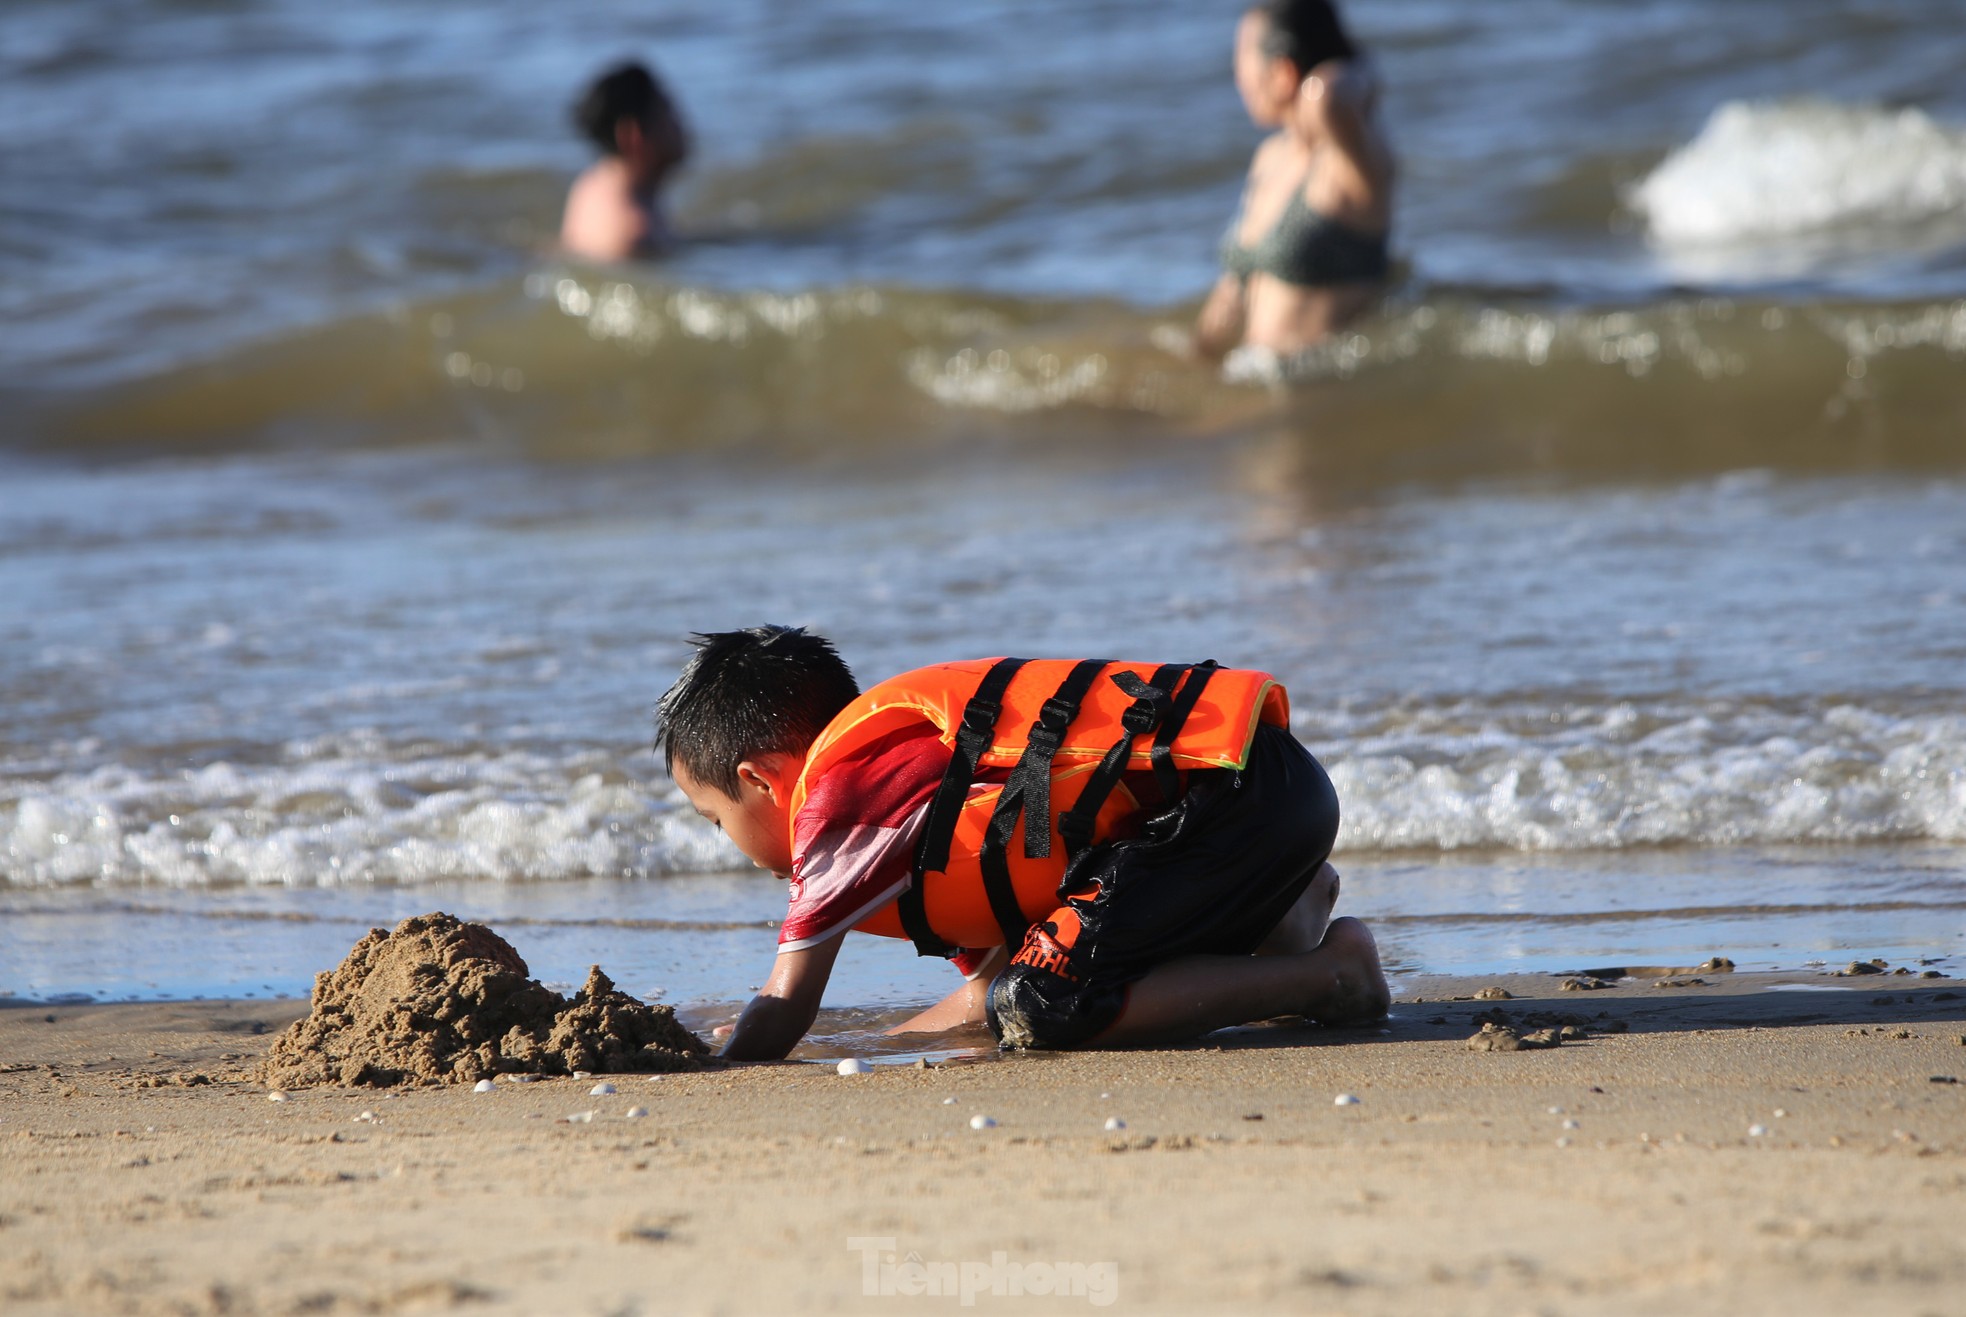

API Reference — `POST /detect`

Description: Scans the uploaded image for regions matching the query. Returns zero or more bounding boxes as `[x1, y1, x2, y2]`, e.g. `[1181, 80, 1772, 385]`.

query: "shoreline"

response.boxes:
[4, 971, 1962, 1314]
[7, 843, 1963, 1011]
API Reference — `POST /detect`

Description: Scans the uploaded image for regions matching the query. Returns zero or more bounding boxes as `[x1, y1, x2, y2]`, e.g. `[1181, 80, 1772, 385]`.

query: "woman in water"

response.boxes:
[1195, 0, 1395, 360]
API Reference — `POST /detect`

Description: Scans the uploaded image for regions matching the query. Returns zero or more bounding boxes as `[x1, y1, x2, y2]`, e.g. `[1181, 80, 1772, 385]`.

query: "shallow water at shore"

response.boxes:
[6, 440, 1966, 1009]
[5, 846, 1961, 1010]
[6, 431, 1965, 1011]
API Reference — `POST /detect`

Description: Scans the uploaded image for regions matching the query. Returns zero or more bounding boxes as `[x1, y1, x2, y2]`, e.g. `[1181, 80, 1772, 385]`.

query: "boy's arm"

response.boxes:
[720, 933, 847, 1061]
[885, 946, 1006, 1035]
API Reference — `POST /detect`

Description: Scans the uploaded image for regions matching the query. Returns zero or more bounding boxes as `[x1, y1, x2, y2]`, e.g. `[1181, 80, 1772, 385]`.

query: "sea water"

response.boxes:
[3, 0, 1964, 1013]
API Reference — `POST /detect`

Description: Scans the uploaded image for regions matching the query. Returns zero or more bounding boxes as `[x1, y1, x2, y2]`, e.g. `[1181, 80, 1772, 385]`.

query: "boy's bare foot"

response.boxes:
[1257, 861, 1342, 955]
[1306, 916, 1390, 1027]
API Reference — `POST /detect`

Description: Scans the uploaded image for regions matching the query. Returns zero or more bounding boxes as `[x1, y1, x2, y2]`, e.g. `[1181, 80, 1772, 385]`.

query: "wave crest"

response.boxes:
[7, 698, 1965, 888]
[1631, 99, 1966, 273]
[1323, 700, 1966, 852]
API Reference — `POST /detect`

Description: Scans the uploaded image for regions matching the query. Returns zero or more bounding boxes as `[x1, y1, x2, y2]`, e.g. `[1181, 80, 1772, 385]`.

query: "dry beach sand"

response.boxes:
[3, 971, 1963, 1316]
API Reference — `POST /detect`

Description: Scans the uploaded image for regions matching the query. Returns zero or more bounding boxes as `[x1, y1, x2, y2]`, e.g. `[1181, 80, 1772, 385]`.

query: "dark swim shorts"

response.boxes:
[985, 722, 1340, 1050]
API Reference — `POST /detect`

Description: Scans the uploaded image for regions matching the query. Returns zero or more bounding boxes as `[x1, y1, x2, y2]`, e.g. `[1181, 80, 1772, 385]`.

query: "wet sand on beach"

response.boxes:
[4, 972, 1962, 1315]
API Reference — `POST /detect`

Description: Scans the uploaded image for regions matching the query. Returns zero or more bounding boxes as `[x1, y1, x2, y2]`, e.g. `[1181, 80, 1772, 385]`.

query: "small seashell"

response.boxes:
[969, 1114, 997, 1130]
[473, 1080, 496, 1093]
[1556, 1136, 1571, 1148]
[1547, 1106, 1564, 1115]
[353, 1111, 376, 1123]
[266, 1091, 289, 1103]
[942, 1097, 958, 1105]
[1099, 1092, 1111, 1099]
[836, 1058, 872, 1076]
[1561, 1119, 1580, 1130]
[509, 1074, 538, 1084]
[1748, 1123, 1767, 1137]
[624, 1106, 648, 1119]
[572, 1070, 592, 1080]
[589, 1082, 617, 1096]
[1104, 1117, 1126, 1132]
[1334, 1093, 1361, 1107]
[1772, 1108, 1787, 1118]
[566, 1110, 596, 1124]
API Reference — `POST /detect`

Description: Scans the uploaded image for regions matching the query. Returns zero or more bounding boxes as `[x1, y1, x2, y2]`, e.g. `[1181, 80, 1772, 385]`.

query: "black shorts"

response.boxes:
[985, 723, 1340, 1049]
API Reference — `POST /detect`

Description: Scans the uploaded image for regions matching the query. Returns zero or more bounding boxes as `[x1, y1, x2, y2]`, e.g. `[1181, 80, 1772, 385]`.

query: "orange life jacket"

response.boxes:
[789, 657, 1291, 956]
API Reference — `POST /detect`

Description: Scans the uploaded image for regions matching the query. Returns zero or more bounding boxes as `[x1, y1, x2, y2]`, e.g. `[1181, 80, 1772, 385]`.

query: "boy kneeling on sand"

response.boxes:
[657, 626, 1388, 1059]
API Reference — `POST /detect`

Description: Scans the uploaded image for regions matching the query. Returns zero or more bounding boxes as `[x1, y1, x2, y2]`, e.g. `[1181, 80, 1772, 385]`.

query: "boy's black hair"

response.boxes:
[655, 626, 861, 797]
[1252, 0, 1358, 74]
[573, 61, 675, 155]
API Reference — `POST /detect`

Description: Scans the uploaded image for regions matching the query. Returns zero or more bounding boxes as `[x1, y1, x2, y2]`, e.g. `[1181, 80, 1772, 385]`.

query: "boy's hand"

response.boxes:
[718, 934, 846, 1061]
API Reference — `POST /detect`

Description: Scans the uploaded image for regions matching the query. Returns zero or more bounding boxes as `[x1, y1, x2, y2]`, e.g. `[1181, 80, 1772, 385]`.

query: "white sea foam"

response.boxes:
[1632, 99, 1966, 249]
[4, 701, 1964, 887]
[906, 345, 1117, 414]
[1319, 700, 1966, 852]
[0, 741, 741, 888]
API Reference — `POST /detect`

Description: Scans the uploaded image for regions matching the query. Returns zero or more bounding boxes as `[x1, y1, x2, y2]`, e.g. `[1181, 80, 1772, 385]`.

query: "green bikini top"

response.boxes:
[1221, 185, 1390, 288]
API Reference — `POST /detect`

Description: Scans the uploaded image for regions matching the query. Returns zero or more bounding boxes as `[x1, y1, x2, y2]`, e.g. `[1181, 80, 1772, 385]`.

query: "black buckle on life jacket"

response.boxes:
[1112, 670, 1172, 733]
[961, 700, 1002, 737]
[1036, 694, 1080, 732]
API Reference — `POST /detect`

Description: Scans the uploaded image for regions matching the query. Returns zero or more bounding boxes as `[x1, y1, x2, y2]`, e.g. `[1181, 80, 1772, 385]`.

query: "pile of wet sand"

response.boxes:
[261, 913, 711, 1088]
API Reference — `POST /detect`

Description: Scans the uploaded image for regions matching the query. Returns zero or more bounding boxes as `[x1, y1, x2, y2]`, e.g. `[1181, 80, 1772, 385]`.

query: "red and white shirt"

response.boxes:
[780, 725, 997, 979]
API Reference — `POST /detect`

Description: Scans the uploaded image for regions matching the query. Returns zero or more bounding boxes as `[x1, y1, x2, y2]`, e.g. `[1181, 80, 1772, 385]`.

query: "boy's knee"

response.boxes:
[986, 963, 1126, 1051]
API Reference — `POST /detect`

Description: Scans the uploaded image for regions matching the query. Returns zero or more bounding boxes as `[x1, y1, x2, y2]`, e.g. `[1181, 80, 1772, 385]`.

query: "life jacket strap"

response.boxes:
[975, 659, 1110, 949]
[903, 656, 1028, 958]
[1151, 660, 1220, 802]
[1013, 659, 1110, 861]
[1056, 662, 1189, 861]
[895, 872, 954, 960]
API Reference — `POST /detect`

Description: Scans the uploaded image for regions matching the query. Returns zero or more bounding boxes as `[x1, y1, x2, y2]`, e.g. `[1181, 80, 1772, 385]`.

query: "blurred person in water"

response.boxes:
[559, 61, 690, 262]
[1194, 0, 1395, 360]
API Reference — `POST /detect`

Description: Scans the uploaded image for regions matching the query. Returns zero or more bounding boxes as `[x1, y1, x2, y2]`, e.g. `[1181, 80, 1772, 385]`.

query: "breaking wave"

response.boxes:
[1630, 99, 1966, 278]
[6, 697, 1963, 888]
[1312, 699, 1966, 853]
[13, 271, 1966, 482]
